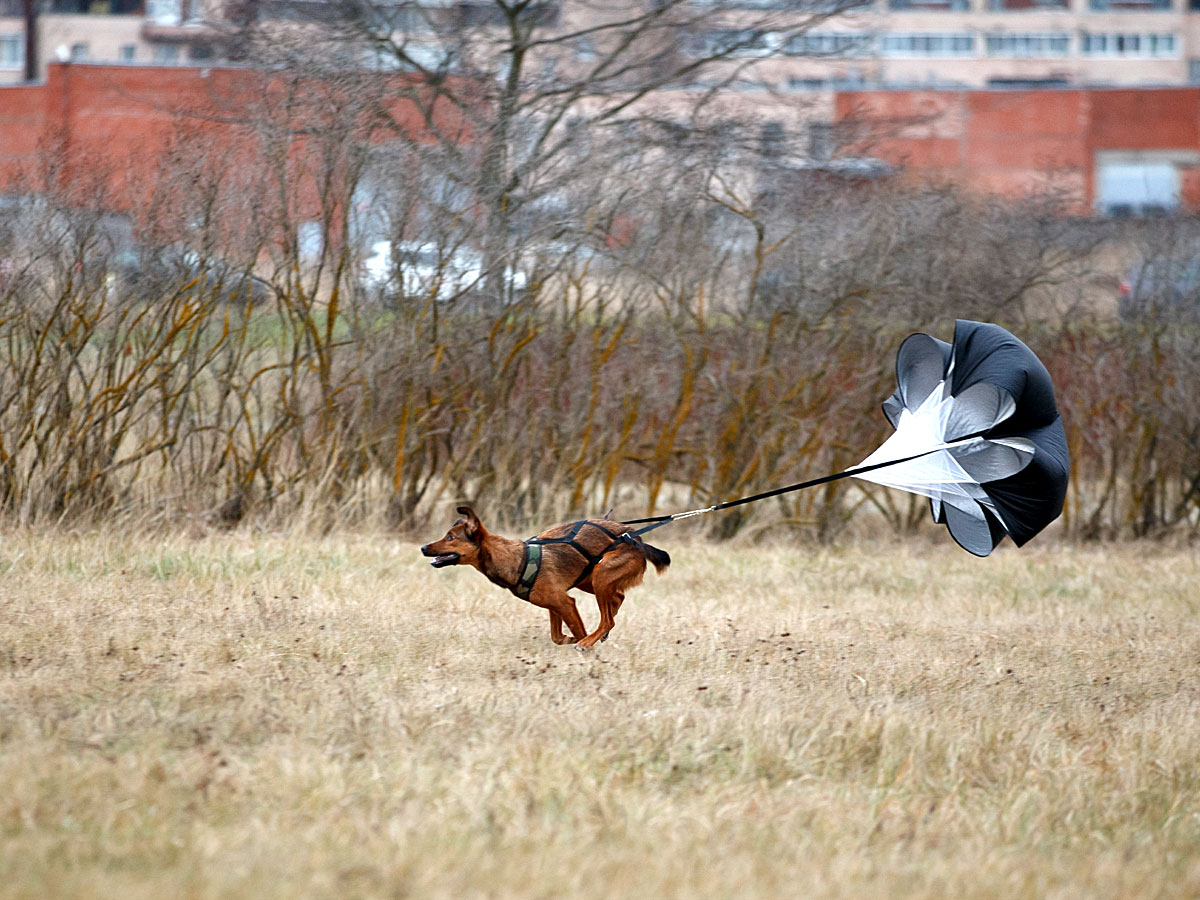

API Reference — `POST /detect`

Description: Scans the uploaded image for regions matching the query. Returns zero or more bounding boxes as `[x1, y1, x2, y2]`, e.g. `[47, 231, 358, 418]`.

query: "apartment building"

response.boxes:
[3, 0, 1200, 87]
[0, 0, 223, 84]
[3, 1, 1198, 217]
[737, 0, 1200, 89]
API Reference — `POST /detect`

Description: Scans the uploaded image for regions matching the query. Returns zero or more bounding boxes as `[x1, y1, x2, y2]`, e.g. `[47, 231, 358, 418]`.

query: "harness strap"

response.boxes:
[576, 533, 645, 585]
[521, 520, 628, 593]
[512, 542, 542, 602]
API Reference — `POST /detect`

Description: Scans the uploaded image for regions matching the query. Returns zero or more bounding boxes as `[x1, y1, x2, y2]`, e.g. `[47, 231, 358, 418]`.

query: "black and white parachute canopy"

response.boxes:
[621, 320, 1068, 556]
[851, 319, 1070, 556]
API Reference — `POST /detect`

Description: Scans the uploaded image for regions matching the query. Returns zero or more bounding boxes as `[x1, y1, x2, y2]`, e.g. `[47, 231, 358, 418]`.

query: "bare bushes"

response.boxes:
[1, 162, 1197, 543]
[1054, 217, 1200, 542]
[1058, 323, 1200, 542]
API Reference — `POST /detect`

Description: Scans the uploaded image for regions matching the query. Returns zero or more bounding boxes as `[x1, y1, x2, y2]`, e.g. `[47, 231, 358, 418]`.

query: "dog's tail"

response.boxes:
[641, 540, 671, 575]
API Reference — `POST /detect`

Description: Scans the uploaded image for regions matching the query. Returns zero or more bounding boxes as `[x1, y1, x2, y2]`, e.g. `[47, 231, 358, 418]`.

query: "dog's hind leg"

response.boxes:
[595, 588, 628, 644]
[575, 607, 612, 651]
[576, 547, 648, 650]
[575, 588, 620, 650]
[600, 589, 626, 642]
[576, 558, 634, 650]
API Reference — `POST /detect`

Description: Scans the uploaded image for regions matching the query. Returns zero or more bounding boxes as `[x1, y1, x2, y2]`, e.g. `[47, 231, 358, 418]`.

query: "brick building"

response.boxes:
[9, 0, 1200, 91]
[2, 61, 1200, 223]
[0, 60, 468, 249]
[834, 85, 1200, 213]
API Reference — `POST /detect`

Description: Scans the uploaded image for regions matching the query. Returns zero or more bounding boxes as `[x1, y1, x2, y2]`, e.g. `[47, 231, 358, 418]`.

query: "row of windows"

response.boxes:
[694, 0, 1190, 7]
[787, 33, 875, 54]
[810, 0, 1174, 8]
[1080, 31, 1177, 53]
[882, 30, 1177, 56]
[696, 0, 1199, 8]
[879, 33, 977, 55]
[0, 34, 213, 68]
[882, 30, 1178, 56]
[890, 0, 1173, 8]
[696, 0, 1174, 6]
[745, 0, 1192, 9]
[986, 32, 1071, 53]
[706, 29, 1179, 58]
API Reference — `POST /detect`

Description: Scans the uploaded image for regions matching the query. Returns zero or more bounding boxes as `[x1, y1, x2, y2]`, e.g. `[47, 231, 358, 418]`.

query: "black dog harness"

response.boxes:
[511, 520, 632, 602]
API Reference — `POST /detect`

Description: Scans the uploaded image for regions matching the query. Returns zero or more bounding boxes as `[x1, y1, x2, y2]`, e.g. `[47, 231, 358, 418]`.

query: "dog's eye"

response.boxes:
[447, 534, 456, 542]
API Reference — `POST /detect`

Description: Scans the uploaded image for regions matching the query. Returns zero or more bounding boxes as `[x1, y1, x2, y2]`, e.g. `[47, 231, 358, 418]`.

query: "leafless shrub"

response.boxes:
[1, 55, 1195, 544]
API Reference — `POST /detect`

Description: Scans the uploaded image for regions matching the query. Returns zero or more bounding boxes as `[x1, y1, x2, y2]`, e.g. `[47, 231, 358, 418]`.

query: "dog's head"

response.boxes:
[420, 506, 485, 568]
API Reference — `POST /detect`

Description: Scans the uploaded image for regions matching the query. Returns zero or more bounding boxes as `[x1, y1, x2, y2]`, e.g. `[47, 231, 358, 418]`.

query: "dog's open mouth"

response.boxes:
[429, 553, 460, 568]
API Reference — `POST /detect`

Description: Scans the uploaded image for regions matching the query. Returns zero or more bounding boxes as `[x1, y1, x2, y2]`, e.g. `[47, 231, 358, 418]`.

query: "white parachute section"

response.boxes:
[848, 342, 1037, 556]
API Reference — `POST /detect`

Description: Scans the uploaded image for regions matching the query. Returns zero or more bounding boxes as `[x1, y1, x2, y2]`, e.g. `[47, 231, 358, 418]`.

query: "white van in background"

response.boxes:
[362, 240, 527, 303]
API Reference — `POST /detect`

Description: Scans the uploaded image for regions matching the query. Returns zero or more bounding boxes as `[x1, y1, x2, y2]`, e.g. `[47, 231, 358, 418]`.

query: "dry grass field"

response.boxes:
[1, 528, 1198, 900]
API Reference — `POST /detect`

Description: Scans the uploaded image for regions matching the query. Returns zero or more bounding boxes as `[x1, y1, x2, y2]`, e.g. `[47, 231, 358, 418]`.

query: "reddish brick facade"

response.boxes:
[834, 87, 1200, 213]
[0, 62, 468, 236]
[6, 67, 1200, 220]
[3, 65, 262, 186]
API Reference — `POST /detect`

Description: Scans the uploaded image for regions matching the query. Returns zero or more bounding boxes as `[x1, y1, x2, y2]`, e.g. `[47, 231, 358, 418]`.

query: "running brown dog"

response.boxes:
[420, 506, 670, 649]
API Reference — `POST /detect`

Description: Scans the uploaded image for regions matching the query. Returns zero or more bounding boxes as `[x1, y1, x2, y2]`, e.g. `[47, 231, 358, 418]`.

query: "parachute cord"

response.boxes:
[623, 431, 991, 537]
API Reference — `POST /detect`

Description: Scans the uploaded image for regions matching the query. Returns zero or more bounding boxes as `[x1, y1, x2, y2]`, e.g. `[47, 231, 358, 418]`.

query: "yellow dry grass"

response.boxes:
[1, 529, 1198, 900]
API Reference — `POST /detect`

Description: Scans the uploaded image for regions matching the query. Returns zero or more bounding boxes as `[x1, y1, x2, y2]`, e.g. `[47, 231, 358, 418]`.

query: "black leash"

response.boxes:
[621, 434, 987, 538]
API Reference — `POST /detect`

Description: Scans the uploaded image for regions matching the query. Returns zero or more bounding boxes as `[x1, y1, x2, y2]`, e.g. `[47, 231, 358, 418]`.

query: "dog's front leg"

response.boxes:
[531, 588, 587, 645]
[548, 610, 577, 645]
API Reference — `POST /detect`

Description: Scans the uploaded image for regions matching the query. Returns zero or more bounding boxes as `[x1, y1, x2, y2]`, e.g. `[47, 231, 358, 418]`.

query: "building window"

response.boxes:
[574, 37, 597, 62]
[1189, 58, 1200, 82]
[786, 32, 873, 55]
[43, 0, 143, 9]
[145, 0, 180, 25]
[988, 0, 1069, 8]
[786, 72, 866, 89]
[808, 122, 833, 160]
[690, 0, 844, 6]
[0, 34, 23, 69]
[69, 42, 88, 61]
[760, 120, 786, 158]
[1089, 0, 1170, 9]
[1081, 33, 1177, 57]
[691, 28, 777, 56]
[879, 33, 975, 56]
[1096, 157, 1180, 216]
[152, 43, 180, 64]
[889, 0, 970, 10]
[448, 0, 558, 28]
[118, 44, 136, 61]
[985, 33, 1070, 56]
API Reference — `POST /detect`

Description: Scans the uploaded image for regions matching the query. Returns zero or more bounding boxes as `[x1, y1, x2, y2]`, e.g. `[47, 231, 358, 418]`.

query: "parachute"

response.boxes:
[624, 320, 1069, 556]
[851, 320, 1070, 556]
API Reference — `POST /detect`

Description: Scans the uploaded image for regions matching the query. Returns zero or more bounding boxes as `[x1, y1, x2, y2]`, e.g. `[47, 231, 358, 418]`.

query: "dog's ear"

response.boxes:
[455, 506, 482, 540]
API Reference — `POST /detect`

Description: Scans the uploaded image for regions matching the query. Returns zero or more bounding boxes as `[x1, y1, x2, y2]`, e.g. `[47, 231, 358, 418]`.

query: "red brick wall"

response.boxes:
[834, 87, 1200, 212]
[0, 62, 468, 230]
